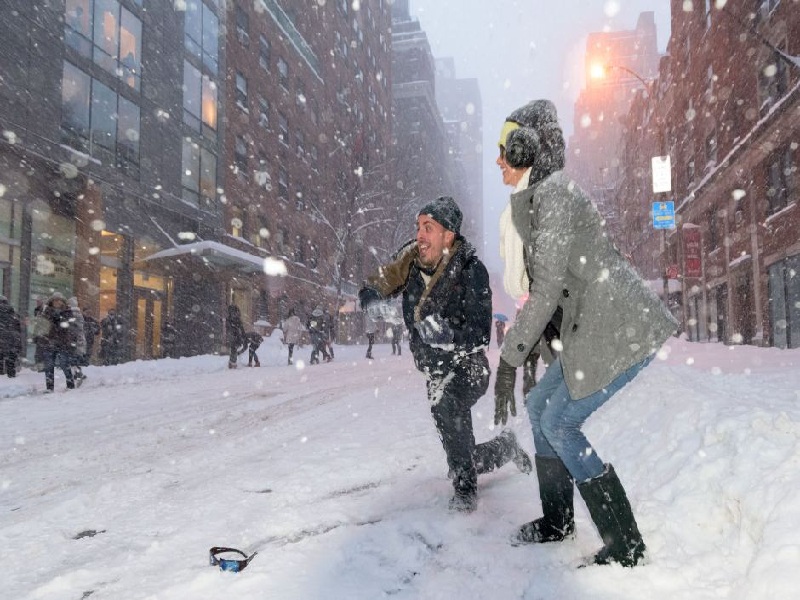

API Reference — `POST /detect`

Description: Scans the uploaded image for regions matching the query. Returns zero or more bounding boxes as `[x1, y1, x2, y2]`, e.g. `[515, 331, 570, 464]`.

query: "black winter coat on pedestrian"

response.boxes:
[0, 301, 22, 354]
[360, 238, 492, 383]
[43, 303, 77, 353]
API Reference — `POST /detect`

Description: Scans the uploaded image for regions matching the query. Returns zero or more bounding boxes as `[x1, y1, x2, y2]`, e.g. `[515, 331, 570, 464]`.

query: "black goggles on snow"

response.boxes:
[209, 546, 258, 572]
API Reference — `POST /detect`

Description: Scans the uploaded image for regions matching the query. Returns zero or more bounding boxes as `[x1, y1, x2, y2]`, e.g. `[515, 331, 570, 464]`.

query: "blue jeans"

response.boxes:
[525, 355, 653, 483]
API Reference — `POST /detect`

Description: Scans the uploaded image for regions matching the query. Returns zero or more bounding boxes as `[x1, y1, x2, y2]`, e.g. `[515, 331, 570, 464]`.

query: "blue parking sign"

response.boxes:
[653, 201, 675, 229]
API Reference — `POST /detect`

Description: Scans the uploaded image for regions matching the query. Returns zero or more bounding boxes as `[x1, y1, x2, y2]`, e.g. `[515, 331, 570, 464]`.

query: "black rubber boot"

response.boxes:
[577, 463, 646, 567]
[474, 430, 532, 475]
[449, 468, 477, 513]
[512, 455, 575, 545]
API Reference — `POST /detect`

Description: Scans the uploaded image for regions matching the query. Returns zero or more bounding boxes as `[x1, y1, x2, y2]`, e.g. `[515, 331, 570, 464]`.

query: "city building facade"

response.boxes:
[615, 0, 799, 348]
[435, 57, 484, 251]
[0, 0, 395, 362]
[390, 1, 463, 248]
[566, 12, 660, 240]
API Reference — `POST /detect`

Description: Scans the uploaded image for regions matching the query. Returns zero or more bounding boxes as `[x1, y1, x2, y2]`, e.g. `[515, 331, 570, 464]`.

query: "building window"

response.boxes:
[758, 49, 790, 115]
[234, 136, 248, 178]
[116, 94, 140, 171]
[277, 112, 288, 145]
[181, 137, 216, 207]
[183, 60, 217, 134]
[259, 35, 270, 71]
[293, 235, 305, 263]
[686, 159, 696, 185]
[258, 96, 269, 128]
[277, 57, 289, 88]
[255, 154, 270, 190]
[278, 168, 288, 201]
[64, 0, 142, 91]
[230, 208, 243, 237]
[184, 0, 219, 75]
[769, 254, 800, 348]
[307, 243, 318, 269]
[235, 4, 249, 45]
[708, 209, 719, 251]
[766, 147, 793, 215]
[276, 227, 288, 254]
[705, 130, 717, 166]
[235, 72, 248, 110]
[61, 61, 140, 169]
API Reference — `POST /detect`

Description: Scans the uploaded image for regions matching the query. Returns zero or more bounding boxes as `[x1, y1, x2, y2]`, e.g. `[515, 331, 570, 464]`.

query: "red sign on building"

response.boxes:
[683, 227, 702, 279]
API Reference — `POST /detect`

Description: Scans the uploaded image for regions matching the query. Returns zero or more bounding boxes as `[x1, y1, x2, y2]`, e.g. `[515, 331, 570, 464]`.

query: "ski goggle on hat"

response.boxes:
[209, 546, 258, 572]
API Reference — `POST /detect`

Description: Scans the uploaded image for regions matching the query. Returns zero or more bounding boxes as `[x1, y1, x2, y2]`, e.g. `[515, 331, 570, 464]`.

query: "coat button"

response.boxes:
[562, 289, 570, 298]
[517, 344, 526, 352]
[572, 324, 578, 332]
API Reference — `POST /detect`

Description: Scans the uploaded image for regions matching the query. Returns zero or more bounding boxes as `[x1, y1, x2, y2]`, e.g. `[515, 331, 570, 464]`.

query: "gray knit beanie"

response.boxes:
[417, 196, 462, 235]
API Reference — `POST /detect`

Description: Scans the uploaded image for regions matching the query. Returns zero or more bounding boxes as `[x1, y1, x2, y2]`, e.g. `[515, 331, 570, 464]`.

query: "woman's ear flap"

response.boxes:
[504, 126, 540, 169]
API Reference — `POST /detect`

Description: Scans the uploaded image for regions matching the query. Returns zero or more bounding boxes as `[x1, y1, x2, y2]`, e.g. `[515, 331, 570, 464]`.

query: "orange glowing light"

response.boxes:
[589, 63, 607, 80]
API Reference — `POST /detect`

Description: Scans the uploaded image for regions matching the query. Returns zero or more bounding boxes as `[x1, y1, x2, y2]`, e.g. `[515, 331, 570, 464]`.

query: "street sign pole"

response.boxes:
[651, 156, 674, 308]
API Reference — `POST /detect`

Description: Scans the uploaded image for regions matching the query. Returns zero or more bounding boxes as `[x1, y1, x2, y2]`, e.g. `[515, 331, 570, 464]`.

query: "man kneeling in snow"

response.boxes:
[359, 196, 532, 513]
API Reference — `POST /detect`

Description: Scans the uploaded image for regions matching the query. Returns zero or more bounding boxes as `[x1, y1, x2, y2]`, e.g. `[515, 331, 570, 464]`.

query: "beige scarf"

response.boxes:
[500, 168, 532, 298]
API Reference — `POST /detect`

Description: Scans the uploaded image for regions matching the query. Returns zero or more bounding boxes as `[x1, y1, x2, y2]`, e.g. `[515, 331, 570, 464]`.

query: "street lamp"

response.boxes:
[592, 62, 674, 308]
[590, 63, 653, 90]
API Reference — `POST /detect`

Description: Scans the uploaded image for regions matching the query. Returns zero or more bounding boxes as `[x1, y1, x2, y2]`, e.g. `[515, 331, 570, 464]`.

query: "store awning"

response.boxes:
[136, 241, 268, 275]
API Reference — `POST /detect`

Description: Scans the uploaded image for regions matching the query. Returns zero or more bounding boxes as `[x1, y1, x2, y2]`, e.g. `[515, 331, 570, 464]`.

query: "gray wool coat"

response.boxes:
[500, 170, 678, 399]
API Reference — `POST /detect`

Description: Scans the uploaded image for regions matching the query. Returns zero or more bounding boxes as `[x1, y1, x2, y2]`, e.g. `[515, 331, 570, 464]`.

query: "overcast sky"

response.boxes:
[409, 0, 672, 273]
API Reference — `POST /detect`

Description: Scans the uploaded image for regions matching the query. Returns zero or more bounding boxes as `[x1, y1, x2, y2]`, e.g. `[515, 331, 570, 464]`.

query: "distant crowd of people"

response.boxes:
[0, 293, 400, 389]
[0, 293, 124, 392]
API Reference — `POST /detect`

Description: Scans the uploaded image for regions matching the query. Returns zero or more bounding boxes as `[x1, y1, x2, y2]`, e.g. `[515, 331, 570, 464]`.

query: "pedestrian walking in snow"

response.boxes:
[40, 293, 77, 392]
[281, 309, 303, 365]
[100, 308, 123, 366]
[226, 305, 245, 369]
[494, 99, 678, 566]
[0, 295, 22, 378]
[390, 323, 403, 356]
[306, 308, 330, 365]
[161, 319, 177, 358]
[67, 297, 87, 383]
[359, 196, 533, 513]
[31, 296, 47, 371]
[363, 311, 377, 360]
[322, 307, 335, 361]
[83, 313, 100, 364]
[242, 331, 263, 367]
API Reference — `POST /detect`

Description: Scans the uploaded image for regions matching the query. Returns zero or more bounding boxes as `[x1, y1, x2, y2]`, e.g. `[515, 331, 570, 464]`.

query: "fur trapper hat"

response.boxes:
[501, 99, 566, 184]
[417, 196, 462, 235]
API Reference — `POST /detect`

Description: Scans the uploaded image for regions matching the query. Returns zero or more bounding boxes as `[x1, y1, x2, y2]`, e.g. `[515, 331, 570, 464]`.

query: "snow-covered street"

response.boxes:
[2, 335, 800, 599]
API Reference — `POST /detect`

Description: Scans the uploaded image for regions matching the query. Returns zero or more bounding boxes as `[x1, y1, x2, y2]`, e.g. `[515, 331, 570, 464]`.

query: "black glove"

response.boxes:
[414, 315, 454, 346]
[494, 358, 517, 426]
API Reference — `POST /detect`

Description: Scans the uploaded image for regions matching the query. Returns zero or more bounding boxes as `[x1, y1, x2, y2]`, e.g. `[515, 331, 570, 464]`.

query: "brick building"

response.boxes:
[215, 0, 393, 337]
[566, 12, 660, 240]
[0, 0, 396, 361]
[615, 0, 799, 347]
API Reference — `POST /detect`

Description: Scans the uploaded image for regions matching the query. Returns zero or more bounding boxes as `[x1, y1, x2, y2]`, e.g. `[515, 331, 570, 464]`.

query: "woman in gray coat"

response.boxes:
[493, 99, 678, 567]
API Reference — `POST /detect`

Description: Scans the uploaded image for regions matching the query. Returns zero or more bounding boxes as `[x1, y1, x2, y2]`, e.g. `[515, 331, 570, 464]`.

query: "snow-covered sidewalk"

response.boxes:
[2, 336, 799, 599]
